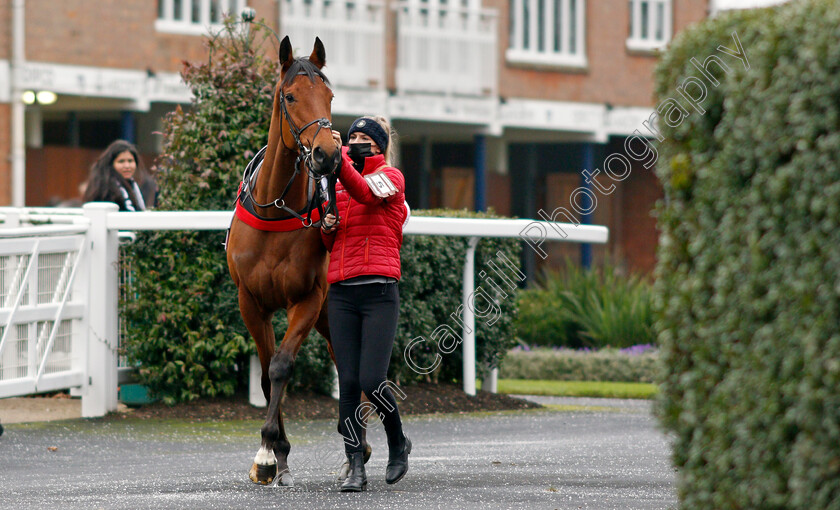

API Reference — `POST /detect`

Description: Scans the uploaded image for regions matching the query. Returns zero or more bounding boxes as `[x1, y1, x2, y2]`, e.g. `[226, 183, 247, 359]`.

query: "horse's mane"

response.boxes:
[281, 58, 331, 89]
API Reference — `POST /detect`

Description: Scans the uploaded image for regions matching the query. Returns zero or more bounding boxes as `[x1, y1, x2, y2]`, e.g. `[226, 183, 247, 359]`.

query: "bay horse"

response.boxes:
[226, 36, 368, 486]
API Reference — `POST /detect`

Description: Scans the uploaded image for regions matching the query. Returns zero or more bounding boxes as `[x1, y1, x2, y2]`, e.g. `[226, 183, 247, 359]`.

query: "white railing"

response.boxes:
[395, 0, 497, 97]
[0, 206, 118, 418]
[280, 0, 385, 89]
[0, 204, 607, 415]
[0, 232, 86, 398]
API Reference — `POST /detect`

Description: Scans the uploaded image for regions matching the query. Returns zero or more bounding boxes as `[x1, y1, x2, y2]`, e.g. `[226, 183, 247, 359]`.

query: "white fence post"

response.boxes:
[330, 363, 340, 400]
[249, 354, 267, 407]
[462, 236, 479, 396]
[81, 203, 120, 418]
[482, 366, 498, 394]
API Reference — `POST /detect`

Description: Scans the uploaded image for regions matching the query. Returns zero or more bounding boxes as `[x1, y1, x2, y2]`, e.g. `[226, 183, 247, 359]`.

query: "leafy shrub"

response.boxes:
[516, 258, 655, 349]
[653, 2, 840, 508]
[499, 345, 659, 383]
[395, 208, 523, 385]
[515, 273, 584, 348]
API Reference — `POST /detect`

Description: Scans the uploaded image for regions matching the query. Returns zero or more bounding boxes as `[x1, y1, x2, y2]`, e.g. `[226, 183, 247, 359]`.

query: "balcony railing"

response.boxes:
[395, 0, 497, 97]
[280, 0, 386, 89]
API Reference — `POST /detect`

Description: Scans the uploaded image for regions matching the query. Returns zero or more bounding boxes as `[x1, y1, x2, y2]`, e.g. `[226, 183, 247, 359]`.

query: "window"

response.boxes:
[507, 0, 586, 68]
[156, 0, 247, 35]
[627, 0, 671, 51]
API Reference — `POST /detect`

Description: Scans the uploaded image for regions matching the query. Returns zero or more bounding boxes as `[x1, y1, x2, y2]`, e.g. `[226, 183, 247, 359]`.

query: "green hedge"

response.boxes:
[499, 346, 659, 383]
[122, 22, 522, 403]
[653, 2, 840, 508]
[516, 259, 655, 349]
[395, 208, 522, 385]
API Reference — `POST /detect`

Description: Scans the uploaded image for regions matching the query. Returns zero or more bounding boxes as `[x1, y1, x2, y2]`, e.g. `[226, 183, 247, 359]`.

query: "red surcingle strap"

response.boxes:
[234, 183, 326, 232]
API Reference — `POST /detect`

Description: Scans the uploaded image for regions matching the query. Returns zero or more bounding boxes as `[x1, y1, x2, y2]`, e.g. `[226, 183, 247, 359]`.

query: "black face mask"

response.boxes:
[348, 143, 375, 170]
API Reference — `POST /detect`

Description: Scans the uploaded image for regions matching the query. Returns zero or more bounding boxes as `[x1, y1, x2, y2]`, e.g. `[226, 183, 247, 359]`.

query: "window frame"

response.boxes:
[626, 0, 672, 52]
[506, 0, 587, 69]
[155, 0, 248, 36]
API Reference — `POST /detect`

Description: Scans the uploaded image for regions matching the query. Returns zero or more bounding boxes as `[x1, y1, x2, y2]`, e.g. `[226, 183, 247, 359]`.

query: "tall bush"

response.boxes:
[654, 2, 840, 508]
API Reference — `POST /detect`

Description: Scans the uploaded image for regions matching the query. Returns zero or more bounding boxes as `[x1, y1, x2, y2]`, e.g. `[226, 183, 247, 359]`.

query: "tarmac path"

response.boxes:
[0, 396, 676, 510]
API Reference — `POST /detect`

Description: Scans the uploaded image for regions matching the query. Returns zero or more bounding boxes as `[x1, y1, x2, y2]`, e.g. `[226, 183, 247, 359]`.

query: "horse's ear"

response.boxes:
[309, 37, 326, 69]
[279, 36, 294, 73]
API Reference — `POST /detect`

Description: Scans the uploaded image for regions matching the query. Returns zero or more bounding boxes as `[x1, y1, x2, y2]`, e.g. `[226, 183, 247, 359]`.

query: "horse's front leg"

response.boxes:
[256, 294, 324, 487]
[237, 288, 282, 485]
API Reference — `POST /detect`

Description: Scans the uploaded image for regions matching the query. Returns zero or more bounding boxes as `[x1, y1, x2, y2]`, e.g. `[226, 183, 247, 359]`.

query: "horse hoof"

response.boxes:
[250, 462, 278, 485]
[337, 461, 350, 481]
[277, 469, 295, 487]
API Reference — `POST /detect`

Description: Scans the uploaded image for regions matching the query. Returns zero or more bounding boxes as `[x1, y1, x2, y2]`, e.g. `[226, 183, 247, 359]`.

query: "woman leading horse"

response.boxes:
[321, 117, 412, 491]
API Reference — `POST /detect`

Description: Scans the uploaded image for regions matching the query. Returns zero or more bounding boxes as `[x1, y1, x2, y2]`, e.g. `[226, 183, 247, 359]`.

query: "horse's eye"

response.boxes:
[285, 94, 295, 103]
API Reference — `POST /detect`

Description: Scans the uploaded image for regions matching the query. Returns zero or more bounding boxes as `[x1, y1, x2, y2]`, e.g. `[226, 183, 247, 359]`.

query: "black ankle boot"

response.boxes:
[341, 451, 367, 492]
[385, 435, 412, 484]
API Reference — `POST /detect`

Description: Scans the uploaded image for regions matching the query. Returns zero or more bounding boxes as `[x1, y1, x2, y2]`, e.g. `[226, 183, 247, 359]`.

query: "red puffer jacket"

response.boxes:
[321, 147, 407, 284]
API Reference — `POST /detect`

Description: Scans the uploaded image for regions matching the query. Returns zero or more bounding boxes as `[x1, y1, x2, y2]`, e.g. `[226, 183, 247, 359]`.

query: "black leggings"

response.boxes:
[328, 281, 404, 454]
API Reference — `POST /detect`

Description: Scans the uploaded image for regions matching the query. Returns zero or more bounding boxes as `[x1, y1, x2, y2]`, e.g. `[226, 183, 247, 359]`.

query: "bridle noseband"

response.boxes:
[244, 82, 340, 228]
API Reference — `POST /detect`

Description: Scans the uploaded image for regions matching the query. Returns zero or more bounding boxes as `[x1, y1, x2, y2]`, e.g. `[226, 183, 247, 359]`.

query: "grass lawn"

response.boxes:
[478, 379, 659, 400]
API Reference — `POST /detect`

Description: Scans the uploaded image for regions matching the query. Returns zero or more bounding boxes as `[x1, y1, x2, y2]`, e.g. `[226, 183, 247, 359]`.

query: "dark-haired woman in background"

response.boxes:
[83, 139, 154, 211]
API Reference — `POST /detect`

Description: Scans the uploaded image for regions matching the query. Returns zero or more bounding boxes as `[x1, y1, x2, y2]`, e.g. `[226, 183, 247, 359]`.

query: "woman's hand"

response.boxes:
[331, 130, 342, 148]
[322, 213, 337, 233]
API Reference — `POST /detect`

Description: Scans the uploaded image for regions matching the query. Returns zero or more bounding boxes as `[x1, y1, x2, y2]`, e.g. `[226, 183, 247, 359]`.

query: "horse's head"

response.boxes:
[276, 36, 339, 177]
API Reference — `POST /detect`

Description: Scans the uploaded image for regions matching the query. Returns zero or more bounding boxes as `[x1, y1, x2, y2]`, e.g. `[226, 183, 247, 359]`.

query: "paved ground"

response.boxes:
[0, 395, 84, 423]
[0, 396, 677, 510]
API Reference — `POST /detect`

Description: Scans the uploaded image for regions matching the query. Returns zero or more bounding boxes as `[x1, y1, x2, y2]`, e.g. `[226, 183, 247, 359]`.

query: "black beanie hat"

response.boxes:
[347, 117, 388, 154]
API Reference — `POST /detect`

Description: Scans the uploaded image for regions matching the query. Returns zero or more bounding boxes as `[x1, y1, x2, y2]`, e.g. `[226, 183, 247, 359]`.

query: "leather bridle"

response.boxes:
[245, 83, 340, 228]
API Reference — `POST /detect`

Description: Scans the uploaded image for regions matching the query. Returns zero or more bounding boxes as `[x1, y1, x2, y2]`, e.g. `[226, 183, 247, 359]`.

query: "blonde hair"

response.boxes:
[370, 115, 398, 167]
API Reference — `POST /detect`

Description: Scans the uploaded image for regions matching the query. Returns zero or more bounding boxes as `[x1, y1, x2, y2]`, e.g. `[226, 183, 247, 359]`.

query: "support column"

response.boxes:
[462, 236, 479, 396]
[120, 111, 136, 143]
[10, 0, 26, 206]
[474, 134, 486, 212]
[482, 366, 498, 394]
[68, 112, 80, 147]
[580, 143, 594, 269]
[418, 136, 431, 209]
[521, 143, 538, 283]
[249, 354, 267, 407]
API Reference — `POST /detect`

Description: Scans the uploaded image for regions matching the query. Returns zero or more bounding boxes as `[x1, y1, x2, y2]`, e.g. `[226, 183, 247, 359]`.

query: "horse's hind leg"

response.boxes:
[314, 301, 373, 482]
[258, 294, 324, 487]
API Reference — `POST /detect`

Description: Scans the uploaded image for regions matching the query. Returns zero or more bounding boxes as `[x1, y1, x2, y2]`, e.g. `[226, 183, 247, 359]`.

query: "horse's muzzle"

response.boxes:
[310, 146, 341, 177]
